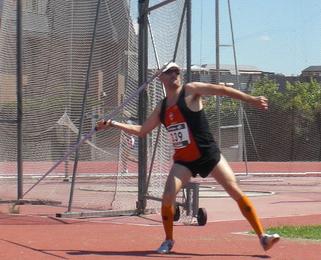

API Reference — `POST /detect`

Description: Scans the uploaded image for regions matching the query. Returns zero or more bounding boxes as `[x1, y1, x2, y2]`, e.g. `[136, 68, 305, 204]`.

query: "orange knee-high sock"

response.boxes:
[237, 196, 264, 237]
[161, 205, 174, 240]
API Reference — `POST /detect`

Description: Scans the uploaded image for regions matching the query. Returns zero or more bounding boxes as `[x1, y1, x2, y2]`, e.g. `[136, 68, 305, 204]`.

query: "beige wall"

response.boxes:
[0, 74, 28, 103]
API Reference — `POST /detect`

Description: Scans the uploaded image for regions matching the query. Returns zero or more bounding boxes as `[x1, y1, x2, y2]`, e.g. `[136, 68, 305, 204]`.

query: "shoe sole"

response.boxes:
[263, 237, 280, 251]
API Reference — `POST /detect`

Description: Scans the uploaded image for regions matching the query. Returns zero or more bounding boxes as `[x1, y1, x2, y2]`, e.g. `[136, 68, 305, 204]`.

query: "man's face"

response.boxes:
[159, 67, 181, 87]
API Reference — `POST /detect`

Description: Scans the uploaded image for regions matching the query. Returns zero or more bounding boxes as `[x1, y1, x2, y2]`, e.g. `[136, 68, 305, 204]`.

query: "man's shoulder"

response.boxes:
[184, 82, 203, 97]
[184, 81, 205, 90]
[184, 82, 196, 88]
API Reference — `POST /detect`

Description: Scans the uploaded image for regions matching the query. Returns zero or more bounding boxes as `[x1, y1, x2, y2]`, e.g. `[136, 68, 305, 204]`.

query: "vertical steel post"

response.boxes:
[67, 0, 101, 212]
[137, 0, 149, 214]
[215, 0, 220, 82]
[186, 0, 192, 83]
[215, 0, 221, 147]
[16, 0, 23, 199]
[227, 0, 247, 168]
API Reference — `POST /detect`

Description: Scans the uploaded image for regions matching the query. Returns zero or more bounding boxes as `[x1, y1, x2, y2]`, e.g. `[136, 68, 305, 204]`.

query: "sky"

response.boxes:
[192, 0, 321, 76]
[0, 1, 318, 76]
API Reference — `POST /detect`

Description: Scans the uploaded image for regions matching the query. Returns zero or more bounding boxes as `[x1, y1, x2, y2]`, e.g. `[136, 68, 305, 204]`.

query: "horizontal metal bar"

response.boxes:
[220, 124, 242, 129]
[0, 199, 61, 205]
[148, 0, 176, 13]
[56, 208, 157, 219]
[56, 209, 139, 218]
[0, 119, 17, 123]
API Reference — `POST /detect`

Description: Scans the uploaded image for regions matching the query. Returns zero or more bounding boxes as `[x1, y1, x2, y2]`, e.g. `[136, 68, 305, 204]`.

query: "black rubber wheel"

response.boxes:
[174, 205, 180, 221]
[197, 207, 207, 226]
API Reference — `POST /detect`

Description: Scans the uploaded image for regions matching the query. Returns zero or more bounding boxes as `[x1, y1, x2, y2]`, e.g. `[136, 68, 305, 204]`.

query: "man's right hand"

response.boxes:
[95, 119, 112, 131]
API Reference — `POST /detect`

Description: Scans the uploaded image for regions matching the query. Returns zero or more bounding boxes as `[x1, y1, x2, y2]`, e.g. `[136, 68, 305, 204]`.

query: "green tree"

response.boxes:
[204, 95, 240, 129]
[251, 77, 321, 160]
[285, 80, 321, 160]
[251, 77, 283, 107]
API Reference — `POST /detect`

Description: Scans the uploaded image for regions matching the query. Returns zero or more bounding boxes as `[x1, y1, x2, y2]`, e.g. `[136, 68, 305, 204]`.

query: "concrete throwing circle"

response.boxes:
[199, 186, 274, 198]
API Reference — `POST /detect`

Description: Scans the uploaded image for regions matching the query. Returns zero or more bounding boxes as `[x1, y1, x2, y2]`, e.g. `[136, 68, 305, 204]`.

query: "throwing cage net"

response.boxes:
[0, 0, 320, 217]
[0, 0, 187, 215]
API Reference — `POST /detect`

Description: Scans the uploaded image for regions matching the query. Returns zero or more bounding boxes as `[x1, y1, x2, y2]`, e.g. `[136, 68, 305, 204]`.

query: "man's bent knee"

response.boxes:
[162, 192, 176, 206]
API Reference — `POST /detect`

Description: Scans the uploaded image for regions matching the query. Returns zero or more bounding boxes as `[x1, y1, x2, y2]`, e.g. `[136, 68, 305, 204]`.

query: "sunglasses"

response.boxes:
[163, 68, 180, 75]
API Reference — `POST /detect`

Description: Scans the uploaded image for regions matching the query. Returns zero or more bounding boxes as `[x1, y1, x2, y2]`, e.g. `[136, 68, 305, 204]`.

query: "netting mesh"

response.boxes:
[1, 1, 319, 214]
[0, 0, 187, 213]
[204, 83, 321, 174]
[112, 0, 187, 211]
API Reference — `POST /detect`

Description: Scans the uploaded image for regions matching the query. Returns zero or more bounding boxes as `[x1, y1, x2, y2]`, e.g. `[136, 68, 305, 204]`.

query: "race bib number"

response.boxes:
[167, 122, 190, 149]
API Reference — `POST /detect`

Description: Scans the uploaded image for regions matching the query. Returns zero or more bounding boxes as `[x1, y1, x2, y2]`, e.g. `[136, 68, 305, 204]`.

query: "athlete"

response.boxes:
[96, 62, 280, 254]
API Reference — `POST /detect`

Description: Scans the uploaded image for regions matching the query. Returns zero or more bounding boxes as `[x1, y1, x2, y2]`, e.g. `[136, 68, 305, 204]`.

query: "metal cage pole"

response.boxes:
[227, 0, 248, 173]
[186, 0, 192, 83]
[144, 17, 164, 196]
[16, 0, 23, 200]
[172, 0, 186, 62]
[137, 0, 149, 214]
[144, 0, 191, 197]
[215, 0, 221, 148]
[67, 0, 102, 212]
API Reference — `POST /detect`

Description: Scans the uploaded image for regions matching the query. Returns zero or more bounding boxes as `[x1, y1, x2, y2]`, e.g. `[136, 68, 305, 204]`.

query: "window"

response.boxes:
[24, 0, 47, 15]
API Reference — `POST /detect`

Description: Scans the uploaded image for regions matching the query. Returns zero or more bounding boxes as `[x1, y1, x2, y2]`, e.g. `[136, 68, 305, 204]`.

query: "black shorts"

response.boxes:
[175, 151, 221, 178]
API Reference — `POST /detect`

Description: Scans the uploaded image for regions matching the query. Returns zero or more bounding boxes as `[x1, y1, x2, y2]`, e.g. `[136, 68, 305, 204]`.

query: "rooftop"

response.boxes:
[191, 64, 263, 75]
[302, 66, 321, 72]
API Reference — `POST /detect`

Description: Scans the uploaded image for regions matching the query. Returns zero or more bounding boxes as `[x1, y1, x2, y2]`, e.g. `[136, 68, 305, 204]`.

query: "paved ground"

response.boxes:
[0, 174, 320, 259]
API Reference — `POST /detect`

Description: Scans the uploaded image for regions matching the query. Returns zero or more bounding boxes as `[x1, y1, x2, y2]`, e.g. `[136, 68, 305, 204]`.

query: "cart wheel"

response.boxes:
[174, 205, 180, 221]
[197, 208, 207, 226]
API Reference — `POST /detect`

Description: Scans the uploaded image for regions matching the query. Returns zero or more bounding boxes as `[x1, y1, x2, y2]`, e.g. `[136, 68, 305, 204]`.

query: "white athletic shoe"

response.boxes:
[260, 233, 280, 251]
[157, 240, 174, 254]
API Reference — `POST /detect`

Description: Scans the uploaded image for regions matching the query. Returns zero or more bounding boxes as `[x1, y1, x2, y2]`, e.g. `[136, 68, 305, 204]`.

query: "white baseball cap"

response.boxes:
[161, 62, 180, 73]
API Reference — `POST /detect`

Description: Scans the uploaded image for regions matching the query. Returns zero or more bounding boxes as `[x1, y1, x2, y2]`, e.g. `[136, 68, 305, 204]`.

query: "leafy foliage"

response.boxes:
[250, 77, 283, 107]
[251, 77, 321, 116]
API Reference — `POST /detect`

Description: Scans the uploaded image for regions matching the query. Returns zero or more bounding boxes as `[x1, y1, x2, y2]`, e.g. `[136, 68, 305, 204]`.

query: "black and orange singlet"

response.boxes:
[160, 88, 219, 163]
